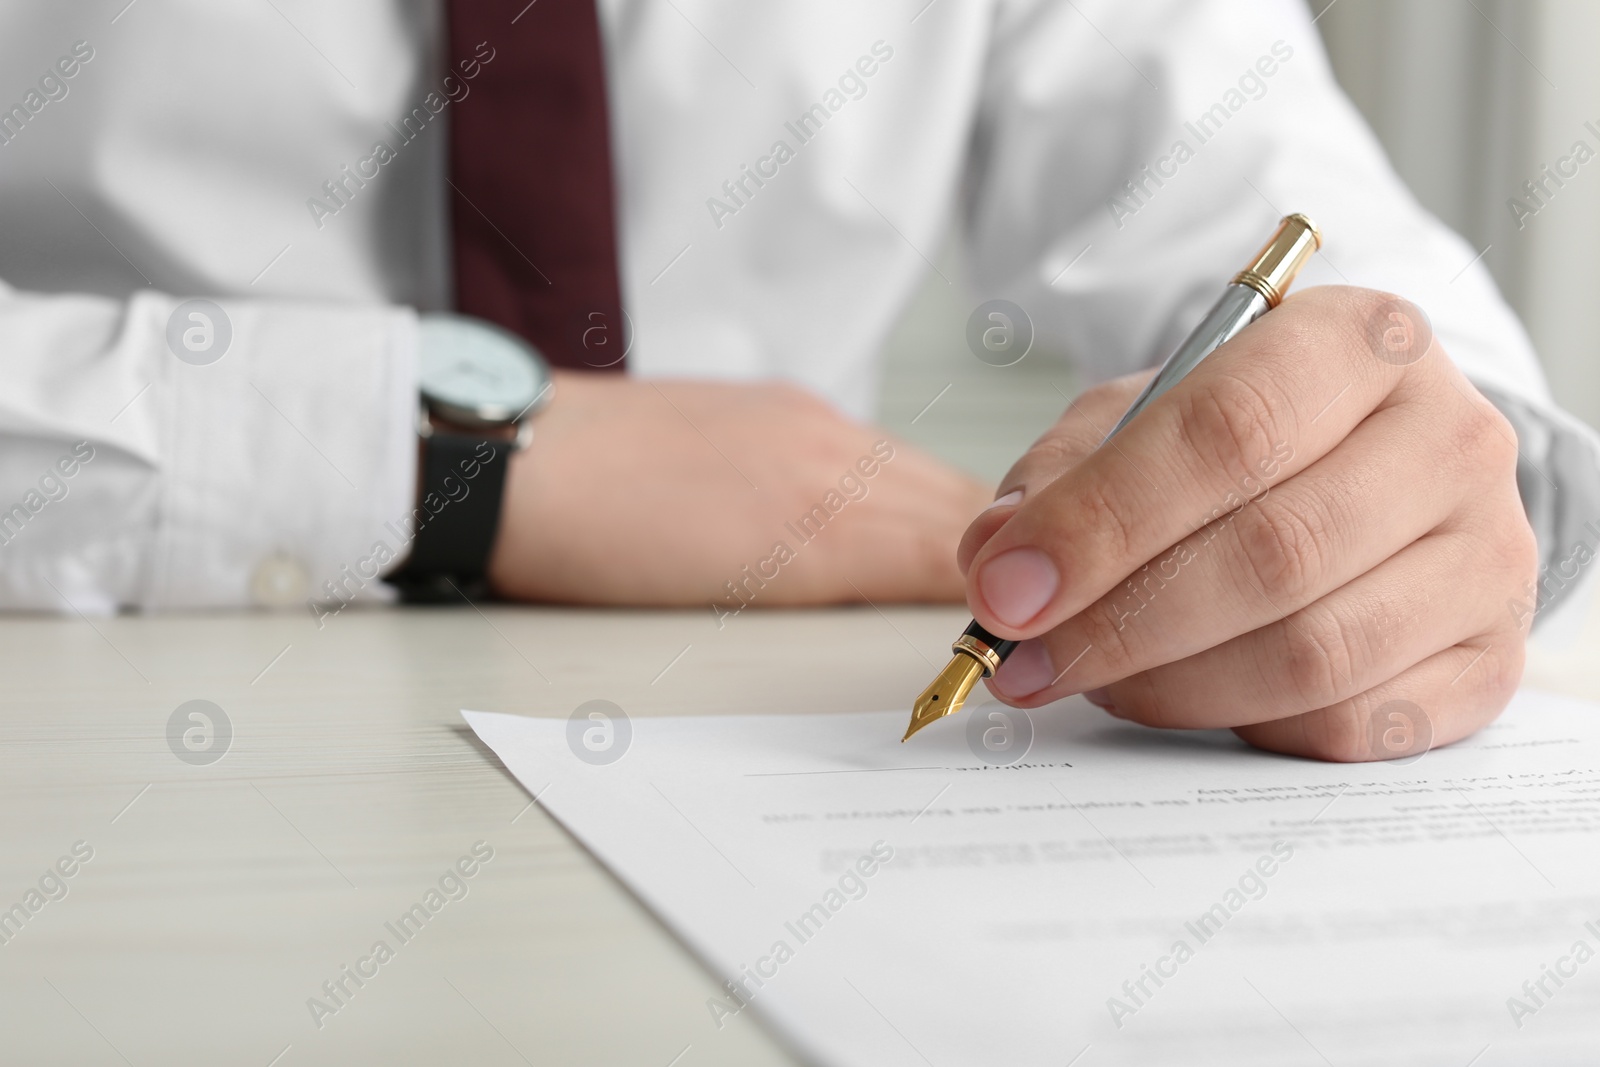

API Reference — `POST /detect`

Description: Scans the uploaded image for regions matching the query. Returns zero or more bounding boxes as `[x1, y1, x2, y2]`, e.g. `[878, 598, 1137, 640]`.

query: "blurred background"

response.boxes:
[879, 0, 1600, 484]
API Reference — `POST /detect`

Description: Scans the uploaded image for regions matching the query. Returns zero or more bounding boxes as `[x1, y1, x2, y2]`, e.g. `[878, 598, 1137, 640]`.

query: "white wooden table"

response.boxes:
[0, 598, 1595, 1066]
[0, 603, 964, 1066]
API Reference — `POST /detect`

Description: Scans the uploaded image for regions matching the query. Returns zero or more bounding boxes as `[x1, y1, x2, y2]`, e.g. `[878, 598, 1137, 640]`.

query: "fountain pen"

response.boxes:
[903, 212, 1322, 741]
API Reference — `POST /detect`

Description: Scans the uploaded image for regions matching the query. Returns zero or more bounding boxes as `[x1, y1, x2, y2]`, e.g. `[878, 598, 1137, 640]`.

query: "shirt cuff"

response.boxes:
[141, 292, 419, 611]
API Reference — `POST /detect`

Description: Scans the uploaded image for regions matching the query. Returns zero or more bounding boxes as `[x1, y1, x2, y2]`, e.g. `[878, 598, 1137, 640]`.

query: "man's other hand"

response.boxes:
[490, 372, 993, 608]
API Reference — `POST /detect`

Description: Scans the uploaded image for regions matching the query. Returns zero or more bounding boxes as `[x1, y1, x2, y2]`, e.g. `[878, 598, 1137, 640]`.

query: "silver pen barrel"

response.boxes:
[1102, 212, 1322, 443]
[1104, 283, 1268, 440]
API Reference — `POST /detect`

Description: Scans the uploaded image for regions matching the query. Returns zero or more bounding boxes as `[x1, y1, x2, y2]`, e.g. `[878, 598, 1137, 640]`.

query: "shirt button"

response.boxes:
[251, 554, 309, 608]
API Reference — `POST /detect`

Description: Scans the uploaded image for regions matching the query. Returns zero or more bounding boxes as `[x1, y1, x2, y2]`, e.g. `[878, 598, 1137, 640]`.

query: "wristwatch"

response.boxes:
[386, 313, 553, 603]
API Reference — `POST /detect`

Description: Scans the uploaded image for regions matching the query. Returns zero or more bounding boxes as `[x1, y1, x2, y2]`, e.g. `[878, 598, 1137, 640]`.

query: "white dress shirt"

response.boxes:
[1, 0, 1595, 622]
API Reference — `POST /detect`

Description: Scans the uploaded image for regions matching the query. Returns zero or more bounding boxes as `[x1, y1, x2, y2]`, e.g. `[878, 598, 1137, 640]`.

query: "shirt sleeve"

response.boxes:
[963, 0, 1600, 632]
[0, 281, 418, 614]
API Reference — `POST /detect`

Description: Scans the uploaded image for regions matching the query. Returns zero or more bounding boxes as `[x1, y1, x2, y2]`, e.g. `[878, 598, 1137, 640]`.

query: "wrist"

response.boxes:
[386, 314, 552, 602]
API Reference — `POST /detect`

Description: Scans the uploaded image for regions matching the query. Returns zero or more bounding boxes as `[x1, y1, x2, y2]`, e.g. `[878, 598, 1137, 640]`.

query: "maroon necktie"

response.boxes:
[446, 0, 627, 370]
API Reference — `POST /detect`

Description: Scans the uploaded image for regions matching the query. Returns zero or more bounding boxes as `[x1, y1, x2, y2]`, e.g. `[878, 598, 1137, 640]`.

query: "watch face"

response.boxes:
[417, 314, 550, 424]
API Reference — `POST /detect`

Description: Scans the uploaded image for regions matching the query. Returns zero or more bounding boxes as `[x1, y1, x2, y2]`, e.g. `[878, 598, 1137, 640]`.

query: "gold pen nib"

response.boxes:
[903, 652, 987, 742]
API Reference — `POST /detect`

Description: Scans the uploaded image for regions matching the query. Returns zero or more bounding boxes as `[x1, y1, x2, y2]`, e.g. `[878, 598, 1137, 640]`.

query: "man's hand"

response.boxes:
[958, 286, 1539, 762]
[490, 371, 992, 606]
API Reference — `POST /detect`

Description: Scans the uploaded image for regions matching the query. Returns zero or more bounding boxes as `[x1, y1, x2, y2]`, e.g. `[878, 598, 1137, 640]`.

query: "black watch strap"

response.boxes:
[386, 431, 510, 603]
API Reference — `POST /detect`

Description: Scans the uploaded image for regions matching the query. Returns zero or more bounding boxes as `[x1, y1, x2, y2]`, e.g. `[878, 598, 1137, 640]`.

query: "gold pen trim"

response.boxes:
[951, 634, 1002, 675]
[1231, 212, 1322, 308]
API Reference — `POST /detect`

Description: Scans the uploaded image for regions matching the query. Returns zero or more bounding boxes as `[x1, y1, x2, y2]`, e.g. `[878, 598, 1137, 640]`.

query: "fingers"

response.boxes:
[985, 395, 1479, 703]
[965, 287, 1431, 638]
[1082, 525, 1515, 728]
[1230, 638, 1523, 762]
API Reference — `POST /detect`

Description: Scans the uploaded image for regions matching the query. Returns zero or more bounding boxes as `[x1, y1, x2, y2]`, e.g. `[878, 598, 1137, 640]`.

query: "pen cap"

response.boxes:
[1231, 213, 1321, 307]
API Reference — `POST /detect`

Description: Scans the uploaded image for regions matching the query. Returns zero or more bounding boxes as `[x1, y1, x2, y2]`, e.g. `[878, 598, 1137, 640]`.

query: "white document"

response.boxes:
[465, 691, 1600, 1066]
